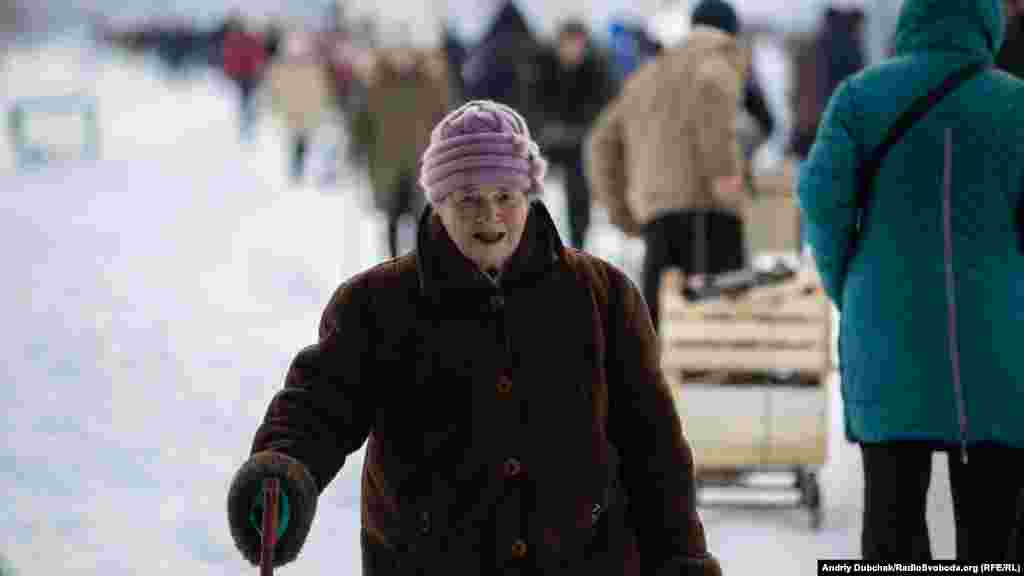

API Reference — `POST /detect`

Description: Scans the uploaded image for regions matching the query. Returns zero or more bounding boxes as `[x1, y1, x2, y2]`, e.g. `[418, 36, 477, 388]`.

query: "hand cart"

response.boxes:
[658, 257, 832, 529]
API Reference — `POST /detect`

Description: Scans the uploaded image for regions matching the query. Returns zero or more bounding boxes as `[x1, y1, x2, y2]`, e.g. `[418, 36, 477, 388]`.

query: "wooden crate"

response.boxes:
[659, 259, 831, 471]
[658, 262, 832, 378]
[667, 376, 828, 470]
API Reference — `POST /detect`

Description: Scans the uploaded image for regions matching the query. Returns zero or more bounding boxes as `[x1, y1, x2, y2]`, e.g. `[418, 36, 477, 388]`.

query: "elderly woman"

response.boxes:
[226, 100, 722, 576]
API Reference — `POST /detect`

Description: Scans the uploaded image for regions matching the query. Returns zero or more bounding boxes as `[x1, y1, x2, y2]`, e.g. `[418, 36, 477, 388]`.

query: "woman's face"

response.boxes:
[437, 185, 531, 274]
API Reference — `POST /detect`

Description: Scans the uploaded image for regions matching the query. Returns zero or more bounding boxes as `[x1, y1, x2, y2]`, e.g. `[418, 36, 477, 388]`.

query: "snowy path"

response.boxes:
[0, 42, 957, 575]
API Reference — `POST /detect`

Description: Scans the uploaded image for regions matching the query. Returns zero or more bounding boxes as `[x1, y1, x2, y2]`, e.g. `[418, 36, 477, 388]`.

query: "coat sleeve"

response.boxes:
[743, 76, 776, 138]
[604, 267, 721, 576]
[795, 78, 861, 306]
[227, 275, 377, 567]
[250, 274, 377, 490]
[585, 97, 642, 236]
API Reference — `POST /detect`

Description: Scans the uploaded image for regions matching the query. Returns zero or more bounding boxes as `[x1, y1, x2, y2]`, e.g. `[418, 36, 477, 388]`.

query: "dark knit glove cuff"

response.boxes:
[227, 451, 319, 568]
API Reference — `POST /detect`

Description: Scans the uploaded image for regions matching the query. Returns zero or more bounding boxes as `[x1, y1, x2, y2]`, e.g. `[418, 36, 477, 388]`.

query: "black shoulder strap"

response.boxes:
[844, 61, 988, 273]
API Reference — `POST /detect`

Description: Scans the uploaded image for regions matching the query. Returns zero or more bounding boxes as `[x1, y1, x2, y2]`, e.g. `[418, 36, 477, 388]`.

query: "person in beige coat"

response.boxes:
[585, 0, 750, 328]
[265, 28, 333, 184]
[350, 46, 451, 258]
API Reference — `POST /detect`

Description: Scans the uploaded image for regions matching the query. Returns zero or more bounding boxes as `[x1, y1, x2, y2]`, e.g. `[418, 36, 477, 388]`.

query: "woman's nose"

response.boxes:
[480, 200, 502, 222]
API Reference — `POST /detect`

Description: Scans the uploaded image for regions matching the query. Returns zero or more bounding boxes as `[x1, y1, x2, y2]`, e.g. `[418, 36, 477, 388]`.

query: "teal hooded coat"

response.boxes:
[797, 0, 1024, 447]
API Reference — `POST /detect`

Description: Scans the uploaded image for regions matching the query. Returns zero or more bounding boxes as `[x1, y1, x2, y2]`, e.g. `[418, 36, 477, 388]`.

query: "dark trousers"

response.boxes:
[1013, 490, 1024, 561]
[641, 210, 745, 329]
[290, 132, 309, 184]
[237, 76, 257, 140]
[860, 442, 1024, 561]
[386, 173, 416, 258]
[549, 148, 590, 250]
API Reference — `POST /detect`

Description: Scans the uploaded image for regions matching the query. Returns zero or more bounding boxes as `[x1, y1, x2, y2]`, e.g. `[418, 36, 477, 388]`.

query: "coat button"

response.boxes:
[496, 374, 513, 395]
[510, 539, 528, 559]
[503, 458, 522, 478]
[490, 294, 504, 311]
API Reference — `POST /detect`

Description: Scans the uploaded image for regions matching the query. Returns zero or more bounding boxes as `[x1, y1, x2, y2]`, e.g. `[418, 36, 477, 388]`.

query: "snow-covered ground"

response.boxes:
[1, 38, 957, 576]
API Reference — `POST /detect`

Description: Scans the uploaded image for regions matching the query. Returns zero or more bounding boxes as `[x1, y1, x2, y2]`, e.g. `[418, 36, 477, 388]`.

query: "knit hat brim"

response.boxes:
[424, 170, 535, 205]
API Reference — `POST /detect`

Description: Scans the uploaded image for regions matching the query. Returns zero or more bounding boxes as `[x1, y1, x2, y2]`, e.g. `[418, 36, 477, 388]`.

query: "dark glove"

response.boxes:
[227, 451, 319, 568]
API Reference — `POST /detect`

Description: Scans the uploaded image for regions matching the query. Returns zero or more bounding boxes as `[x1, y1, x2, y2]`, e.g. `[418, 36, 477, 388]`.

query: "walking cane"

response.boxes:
[260, 477, 281, 576]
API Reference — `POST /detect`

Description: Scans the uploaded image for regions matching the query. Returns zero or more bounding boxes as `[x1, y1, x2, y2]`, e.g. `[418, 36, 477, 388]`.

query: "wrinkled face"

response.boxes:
[437, 185, 530, 274]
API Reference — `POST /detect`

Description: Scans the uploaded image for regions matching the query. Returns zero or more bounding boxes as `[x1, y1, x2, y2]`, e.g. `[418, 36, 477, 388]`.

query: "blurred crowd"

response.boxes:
[94, 0, 1024, 261]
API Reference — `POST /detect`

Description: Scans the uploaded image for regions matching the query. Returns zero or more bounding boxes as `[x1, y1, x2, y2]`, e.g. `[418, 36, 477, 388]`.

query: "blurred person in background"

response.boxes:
[350, 44, 451, 258]
[586, 0, 750, 329]
[606, 18, 665, 93]
[818, 5, 866, 117]
[535, 19, 615, 250]
[265, 27, 333, 185]
[220, 14, 267, 141]
[460, 0, 544, 131]
[320, 4, 361, 126]
[798, 0, 1024, 560]
[997, 0, 1024, 77]
[227, 99, 724, 576]
[738, 67, 776, 162]
[698, 6, 775, 186]
[790, 4, 867, 159]
[264, 20, 284, 61]
[442, 24, 469, 104]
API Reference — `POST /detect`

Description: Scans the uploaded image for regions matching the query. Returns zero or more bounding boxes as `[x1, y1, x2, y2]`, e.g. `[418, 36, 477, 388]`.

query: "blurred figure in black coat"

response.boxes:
[534, 19, 615, 249]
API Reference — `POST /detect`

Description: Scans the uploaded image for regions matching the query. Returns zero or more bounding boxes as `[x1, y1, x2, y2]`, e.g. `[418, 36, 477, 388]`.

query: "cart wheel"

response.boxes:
[800, 470, 823, 530]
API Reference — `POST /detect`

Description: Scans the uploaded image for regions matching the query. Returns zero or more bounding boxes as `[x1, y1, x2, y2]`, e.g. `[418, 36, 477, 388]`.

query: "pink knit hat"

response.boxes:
[419, 100, 548, 205]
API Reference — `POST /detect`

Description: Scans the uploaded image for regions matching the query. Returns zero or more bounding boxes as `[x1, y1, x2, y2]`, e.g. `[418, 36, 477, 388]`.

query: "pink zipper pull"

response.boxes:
[943, 127, 969, 465]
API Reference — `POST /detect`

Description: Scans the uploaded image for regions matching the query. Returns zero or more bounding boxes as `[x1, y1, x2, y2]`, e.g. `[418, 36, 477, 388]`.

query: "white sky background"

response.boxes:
[0, 17, 951, 575]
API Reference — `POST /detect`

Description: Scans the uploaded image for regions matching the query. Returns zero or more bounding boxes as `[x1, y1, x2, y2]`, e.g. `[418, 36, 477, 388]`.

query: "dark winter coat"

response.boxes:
[816, 7, 866, 114]
[460, 1, 545, 131]
[797, 0, 1024, 446]
[534, 44, 615, 158]
[227, 201, 721, 576]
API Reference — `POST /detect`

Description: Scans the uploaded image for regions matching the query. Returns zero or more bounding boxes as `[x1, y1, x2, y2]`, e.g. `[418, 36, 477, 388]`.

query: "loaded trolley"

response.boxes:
[658, 257, 832, 529]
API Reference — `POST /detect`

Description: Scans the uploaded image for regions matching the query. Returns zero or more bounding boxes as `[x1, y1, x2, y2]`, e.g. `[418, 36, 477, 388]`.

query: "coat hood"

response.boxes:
[484, 1, 535, 42]
[893, 0, 1005, 61]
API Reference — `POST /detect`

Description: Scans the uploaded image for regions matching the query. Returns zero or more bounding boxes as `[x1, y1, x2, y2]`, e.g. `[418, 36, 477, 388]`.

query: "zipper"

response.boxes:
[942, 128, 969, 465]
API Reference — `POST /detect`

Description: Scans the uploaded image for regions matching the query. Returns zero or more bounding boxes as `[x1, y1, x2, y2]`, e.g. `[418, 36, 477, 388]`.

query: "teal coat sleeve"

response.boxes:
[796, 79, 861, 307]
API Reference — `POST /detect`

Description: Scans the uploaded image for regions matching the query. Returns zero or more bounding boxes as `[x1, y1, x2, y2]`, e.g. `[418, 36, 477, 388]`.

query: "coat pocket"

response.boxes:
[581, 445, 627, 567]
